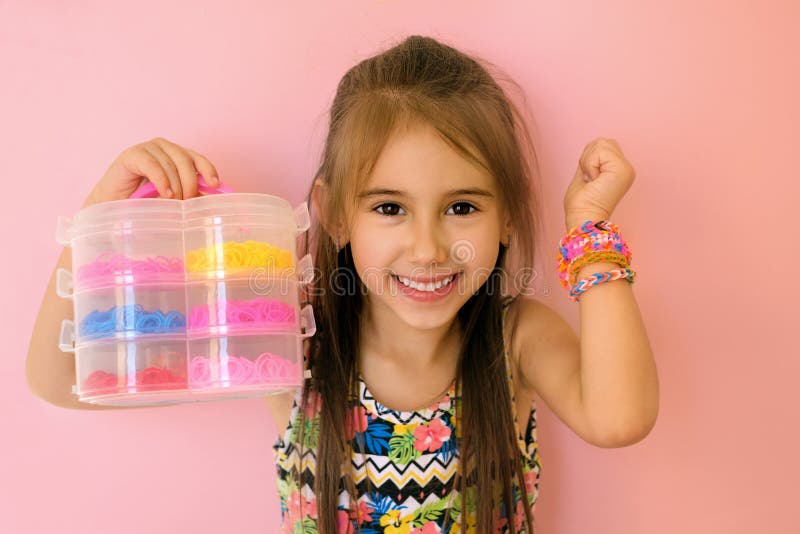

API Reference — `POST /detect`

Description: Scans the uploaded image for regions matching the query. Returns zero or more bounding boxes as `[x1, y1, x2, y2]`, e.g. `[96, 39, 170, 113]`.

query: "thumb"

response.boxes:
[564, 164, 589, 199]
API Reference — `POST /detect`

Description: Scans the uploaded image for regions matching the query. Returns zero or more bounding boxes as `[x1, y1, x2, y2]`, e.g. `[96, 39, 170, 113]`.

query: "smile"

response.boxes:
[394, 273, 458, 291]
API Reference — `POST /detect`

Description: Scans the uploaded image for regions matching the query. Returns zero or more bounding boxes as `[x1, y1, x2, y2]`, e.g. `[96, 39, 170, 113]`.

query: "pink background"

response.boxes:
[2, 1, 796, 532]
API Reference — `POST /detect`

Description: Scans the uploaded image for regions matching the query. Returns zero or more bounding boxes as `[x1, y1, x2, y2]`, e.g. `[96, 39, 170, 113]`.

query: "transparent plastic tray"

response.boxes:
[59, 305, 315, 406]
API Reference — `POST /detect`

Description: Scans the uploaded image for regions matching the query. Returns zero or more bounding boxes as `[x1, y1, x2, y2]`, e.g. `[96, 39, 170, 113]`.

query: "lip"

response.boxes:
[394, 273, 460, 283]
[391, 272, 461, 302]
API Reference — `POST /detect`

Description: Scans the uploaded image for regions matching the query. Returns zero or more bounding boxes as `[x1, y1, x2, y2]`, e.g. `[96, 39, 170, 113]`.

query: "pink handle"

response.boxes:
[129, 174, 234, 199]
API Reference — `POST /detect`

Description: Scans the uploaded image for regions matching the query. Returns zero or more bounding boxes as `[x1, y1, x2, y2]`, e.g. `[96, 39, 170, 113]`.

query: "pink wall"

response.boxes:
[2, 1, 796, 532]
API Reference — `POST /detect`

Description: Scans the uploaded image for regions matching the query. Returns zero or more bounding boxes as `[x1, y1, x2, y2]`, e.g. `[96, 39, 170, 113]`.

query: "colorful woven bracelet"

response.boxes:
[569, 267, 637, 301]
[563, 250, 631, 289]
[557, 231, 631, 286]
[556, 220, 636, 301]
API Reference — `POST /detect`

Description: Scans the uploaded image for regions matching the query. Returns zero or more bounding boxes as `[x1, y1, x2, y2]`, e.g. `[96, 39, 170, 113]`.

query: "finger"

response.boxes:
[580, 146, 613, 181]
[157, 140, 201, 199]
[185, 148, 220, 187]
[144, 143, 183, 199]
[125, 148, 174, 198]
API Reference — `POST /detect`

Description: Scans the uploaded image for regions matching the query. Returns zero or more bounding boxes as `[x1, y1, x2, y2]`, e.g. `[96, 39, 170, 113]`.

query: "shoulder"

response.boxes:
[505, 295, 580, 397]
[507, 295, 580, 404]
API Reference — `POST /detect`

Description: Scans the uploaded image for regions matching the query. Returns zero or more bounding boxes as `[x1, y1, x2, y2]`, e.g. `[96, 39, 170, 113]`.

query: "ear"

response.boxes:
[312, 178, 348, 243]
[502, 214, 513, 247]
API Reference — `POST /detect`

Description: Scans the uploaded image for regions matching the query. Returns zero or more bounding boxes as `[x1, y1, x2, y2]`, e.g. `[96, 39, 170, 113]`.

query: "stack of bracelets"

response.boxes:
[557, 220, 637, 302]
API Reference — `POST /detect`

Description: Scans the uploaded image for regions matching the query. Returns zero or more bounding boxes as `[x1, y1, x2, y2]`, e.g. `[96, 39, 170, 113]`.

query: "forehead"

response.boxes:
[360, 122, 495, 198]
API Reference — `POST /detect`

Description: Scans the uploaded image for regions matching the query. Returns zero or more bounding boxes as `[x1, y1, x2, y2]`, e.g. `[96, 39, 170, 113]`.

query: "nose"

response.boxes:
[408, 219, 450, 268]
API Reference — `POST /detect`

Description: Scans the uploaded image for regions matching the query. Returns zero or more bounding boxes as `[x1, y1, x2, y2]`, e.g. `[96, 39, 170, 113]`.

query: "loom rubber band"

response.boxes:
[84, 370, 118, 392]
[231, 306, 258, 323]
[136, 366, 185, 388]
[569, 268, 637, 301]
[185, 240, 295, 273]
[189, 307, 210, 327]
[188, 352, 301, 387]
[164, 310, 185, 329]
[82, 366, 186, 393]
[189, 356, 212, 386]
[227, 356, 255, 384]
[187, 298, 296, 330]
[79, 304, 186, 339]
[76, 253, 185, 287]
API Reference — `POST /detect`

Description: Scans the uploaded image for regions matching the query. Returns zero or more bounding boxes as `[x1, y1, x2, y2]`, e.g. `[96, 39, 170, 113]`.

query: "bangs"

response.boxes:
[331, 91, 500, 220]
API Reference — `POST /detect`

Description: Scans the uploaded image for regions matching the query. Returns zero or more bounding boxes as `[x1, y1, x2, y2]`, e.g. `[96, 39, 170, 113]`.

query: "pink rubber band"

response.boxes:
[188, 352, 301, 387]
[187, 298, 296, 330]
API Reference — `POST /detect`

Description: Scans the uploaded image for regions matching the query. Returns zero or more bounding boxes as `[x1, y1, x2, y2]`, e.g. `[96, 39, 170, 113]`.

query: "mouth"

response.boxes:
[391, 272, 461, 294]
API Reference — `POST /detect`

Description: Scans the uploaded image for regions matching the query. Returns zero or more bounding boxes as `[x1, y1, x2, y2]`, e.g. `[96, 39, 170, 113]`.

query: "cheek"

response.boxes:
[459, 235, 501, 285]
[349, 239, 393, 289]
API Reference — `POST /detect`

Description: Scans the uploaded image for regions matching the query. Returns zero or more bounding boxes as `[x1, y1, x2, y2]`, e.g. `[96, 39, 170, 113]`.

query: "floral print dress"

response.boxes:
[272, 299, 542, 533]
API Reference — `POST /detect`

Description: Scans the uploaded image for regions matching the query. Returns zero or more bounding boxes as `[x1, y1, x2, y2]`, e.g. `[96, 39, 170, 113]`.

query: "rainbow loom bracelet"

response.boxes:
[556, 220, 636, 301]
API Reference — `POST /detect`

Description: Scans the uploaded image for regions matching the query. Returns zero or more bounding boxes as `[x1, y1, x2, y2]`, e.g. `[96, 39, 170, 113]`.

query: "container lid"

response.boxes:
[182, 193, 310, 232]
[57, 195, 311, 245]
[57, 199, 183, 244]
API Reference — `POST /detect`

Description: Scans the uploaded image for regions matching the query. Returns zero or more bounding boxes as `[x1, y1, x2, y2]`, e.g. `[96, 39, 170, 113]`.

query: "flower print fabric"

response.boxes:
[272, 297, 542, 533]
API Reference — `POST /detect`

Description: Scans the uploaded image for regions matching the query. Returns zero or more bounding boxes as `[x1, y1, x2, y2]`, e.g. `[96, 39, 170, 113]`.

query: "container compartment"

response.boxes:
[72, 230, 185, 290]
[183, 223, 298, 280]
[74, 284, 187, 343]
[58, 200, 184, 290]
[187, 334, 304, 394]
[186, 278, 300, 337]
[74, 338, 188, 404]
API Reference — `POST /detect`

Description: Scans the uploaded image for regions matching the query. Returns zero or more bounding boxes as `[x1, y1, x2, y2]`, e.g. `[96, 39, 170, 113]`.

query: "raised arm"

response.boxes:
[26, 137, 221, 410]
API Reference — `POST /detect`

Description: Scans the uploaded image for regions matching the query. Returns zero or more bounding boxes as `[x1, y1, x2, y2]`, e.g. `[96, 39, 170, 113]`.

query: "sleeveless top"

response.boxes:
[272, 297, 542, 533]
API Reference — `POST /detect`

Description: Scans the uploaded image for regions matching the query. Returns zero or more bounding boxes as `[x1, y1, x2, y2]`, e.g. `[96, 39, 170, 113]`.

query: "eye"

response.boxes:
[447, 202, 479, 216]
[371, 201, 479, 217]
[372, 202, 405, 217]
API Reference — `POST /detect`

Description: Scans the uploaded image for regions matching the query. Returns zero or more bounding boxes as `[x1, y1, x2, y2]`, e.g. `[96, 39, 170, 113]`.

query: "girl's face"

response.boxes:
[346, 122, 511, 331]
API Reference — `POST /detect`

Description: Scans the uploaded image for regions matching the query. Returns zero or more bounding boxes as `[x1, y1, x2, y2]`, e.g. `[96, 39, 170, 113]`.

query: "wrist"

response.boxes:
[565, 212, 610, 232]
[82, 186, 107, 208]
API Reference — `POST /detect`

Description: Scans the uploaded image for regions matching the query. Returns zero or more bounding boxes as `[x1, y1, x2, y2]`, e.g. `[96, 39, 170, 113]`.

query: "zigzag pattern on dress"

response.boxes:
[351, 452, 457, 488]
[358, 376, 454, 425]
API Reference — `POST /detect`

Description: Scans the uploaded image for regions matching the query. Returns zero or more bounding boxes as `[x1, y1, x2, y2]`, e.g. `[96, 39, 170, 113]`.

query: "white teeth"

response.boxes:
[397, 274, 456, 291]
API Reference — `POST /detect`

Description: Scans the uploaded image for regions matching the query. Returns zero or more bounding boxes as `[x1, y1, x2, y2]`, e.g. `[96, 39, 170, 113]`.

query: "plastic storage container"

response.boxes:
[55, 177, 315, 406]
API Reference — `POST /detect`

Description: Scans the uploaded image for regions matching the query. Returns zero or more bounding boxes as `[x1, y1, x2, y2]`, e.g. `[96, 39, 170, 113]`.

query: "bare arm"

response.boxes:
[25, 244, 140, 410]
[26, 138, 221, 410]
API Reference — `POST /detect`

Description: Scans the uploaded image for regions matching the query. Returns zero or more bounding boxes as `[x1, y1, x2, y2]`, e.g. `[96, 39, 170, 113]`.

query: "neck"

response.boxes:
[358, 301, 463, 372]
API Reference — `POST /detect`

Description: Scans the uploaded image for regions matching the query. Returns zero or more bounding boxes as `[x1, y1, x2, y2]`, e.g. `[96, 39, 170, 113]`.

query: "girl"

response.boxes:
[26, 35, 658, 534]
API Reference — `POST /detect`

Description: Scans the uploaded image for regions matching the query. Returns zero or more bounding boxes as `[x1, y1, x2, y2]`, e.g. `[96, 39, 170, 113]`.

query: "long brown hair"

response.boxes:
[292, 34, 544, 533]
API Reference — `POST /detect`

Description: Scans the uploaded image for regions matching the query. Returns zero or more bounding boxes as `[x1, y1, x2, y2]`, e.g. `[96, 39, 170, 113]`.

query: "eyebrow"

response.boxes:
[358, 187, 495, 200]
